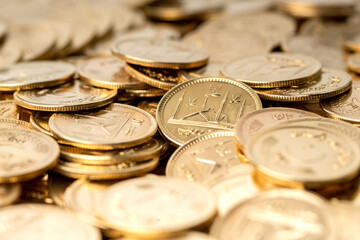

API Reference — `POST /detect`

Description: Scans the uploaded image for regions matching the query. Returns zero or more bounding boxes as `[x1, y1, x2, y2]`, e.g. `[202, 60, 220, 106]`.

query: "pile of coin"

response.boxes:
[2, 0, 360, 239]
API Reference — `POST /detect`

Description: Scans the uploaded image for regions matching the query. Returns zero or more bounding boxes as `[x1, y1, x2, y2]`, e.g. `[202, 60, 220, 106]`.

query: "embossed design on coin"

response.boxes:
[0, 100, 19, 119]
[157, 77, 262, 146]
[221, 53, 321, 88]
[0, 129, 59, 183]
[210, 190, 334, 240]
[235, 107, 319, 149]
[0, 61, 75, 91]
[0, 183, 21, 207]
[320, 82, 360, 124]
[78, 56, 146, 90]
[0, 118, 32, 130]
[112, 38, 209, 69]
[0, 204, 101, 240]
[166, 131, 241, 182]
[14, 81, 117, 112]
[49, 103, 157, 150]
[98, 177, 217, 238]
[255, 68, 352, 102]
[245, 125, 360, 186]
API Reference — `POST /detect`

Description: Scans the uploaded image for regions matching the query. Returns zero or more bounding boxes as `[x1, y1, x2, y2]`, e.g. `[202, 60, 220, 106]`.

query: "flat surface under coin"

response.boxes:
[0, 204, 101, 239]
[166, 131, 241, 182]
[14, 81, 117, 112]
[0, 128, 59, 183]
[255, 68, 352, 102]
[221, 53, 322, 88]
[112, 38, 209, 69]
[78, 56, 146, 90]
[98, 177, 217, 238]
[0, 61, 75, 91]
[157, 77, 262, 146]
[49, 103, 157, 150]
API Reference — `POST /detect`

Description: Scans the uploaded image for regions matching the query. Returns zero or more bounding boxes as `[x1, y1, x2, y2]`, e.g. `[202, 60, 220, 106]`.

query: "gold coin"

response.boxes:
[125, 63, 178, 90]
[0, 37, 22, 68]
[60, 138, 163, 164]
[255, 68, 352, 102]
[245, 125, 360, 189]
[44, 21, 72, 58]
[0, 204, 101, 239]
[0, 100, 20, 119]
[166, 131, 242, 182]
[64, 179, 115, 229]
[55, 158, 159, 180]
[98, 177, 217, 238]
[0, 118, 32, 129]
[112, 38, 209, 69]
[137, 99, 159, 117]
[125, 86, 167, 98]
[0, 183, 21, 207]
[347, 54, 360, 74]
[157, 77, 262, 146]
[78, 56, 146, 90]
[281, 35, 346, 70]
[115, 232, 216, 240]
[0, 21, 7, 40]
[234, 107, 320, 152]
[30, 111, 53, 136]
[49, 103, 157, 150]
[178, 60, 222, 82]
[320, 82, 360, 124]
[210, 190, 334, 240]
[345, 33, 360, 53]
[221, 53, 322, 88]
[203, 164, 259, 216]
[8, 22, 56, 61]
[0, 61, 75, 91]
[48, 173, 74, 207]
[14, 81, 117, 112]
[0, 128, 59, 183]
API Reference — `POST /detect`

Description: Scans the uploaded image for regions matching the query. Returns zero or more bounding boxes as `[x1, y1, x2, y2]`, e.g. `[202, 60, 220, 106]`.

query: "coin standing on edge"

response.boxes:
[157, 77, 262, 146]
[112, 38, 209, 69]
[14, 81, 117, 112]
[221, 53, 322, 88]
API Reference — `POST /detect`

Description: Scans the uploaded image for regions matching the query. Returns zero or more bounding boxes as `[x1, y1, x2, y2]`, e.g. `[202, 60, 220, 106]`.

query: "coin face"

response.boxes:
[112, 38, 209, 69]
[60, 138, 163, 164]
[221, 53, 322, 88]
[210, 190, 334, 240]
[157, 77, 262, 146]
[49, 103, 157, 150]
[98, 177, 217, 238]
[245, 125, 360, 185]
[0, 128, 59, 183]
[0, 183, 21, 207]
[0, 118, 32, 129]
[78, 56, 146, 90]
[0, 61, 75, 91]
[179, 61, 222, 82]
[14, 81, 117, 112]
[347, 54, 360, 74]
[0, 100, 19, 119]
[255, 68, 352, 102]
[235, 107, 320, 149]
[203, 164, 258, 216]
[320, 82, 360, 124]
[0, 38, 22, 68]
[166, 131, 241, 182]
[0, 204, 101, 240]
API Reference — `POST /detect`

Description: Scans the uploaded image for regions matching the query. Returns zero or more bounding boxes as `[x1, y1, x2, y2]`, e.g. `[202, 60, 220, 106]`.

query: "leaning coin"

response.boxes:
[347, 54, 360, 74]
[157, 77, 262, 146]
[0, 204, 101, 240]
[0, 118, 32, 129]
[112, 38, 209, 69]
[55, 158, 159, 180]
[0, 61, 75, 91]
[14, 81, 117, 112]
[0, 128, 59, 183]
[245, 125, 360, 189]
[49, 103, 157, 150]
[320, 82, 360, 125]
[78, 56, 146, 90]
[0, 38, 22, 68]
[255, 68, 352, 102]
[98, 177, 217, 238]
[0, 183, 21, 207]
[0, 100, 19, 119]
[210, 190, 334, 240]
[30, 111, 53, 136]
[221, 53, 322, 88]
[166, 131, 242, 182]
